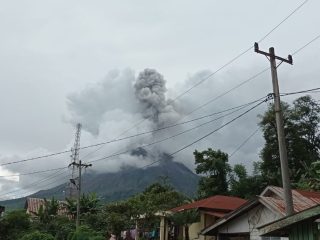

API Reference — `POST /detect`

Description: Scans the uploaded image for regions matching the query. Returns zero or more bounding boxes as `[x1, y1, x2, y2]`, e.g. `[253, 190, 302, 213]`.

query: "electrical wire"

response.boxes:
[3, 86, 319, 198]
[229, 127, 261, 158]
[0, 169, 70, 199]
[0, 96, 266, 167]
[98, 0, 310, 141]
[86, 100, 257, 164]
[280, 87, 320, 96]
[293, 34, 320, 55]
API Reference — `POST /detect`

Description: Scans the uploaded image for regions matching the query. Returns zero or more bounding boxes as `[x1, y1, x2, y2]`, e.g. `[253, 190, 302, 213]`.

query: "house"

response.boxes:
[161, 195, 247, 240]
[0, 205, 5, 217]
[25, 197, 68, 217]
[201, 186, 320, 240]
[258, 204, 320, 240]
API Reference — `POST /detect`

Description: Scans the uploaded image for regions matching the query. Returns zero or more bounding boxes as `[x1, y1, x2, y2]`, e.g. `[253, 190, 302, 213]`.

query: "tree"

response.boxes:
[65, 193, 100, 219]
[298, 160, 320, 191]
[194, 148, 231, 198]
[37, 197, 60, 224]
[0, 210, 31, 240]
[229, 164, 266, 199]
[21, 231, 54, 240]
[259, 95, 320, 186]
[68, 225, 104, 240]
[169, 200, 199, 240]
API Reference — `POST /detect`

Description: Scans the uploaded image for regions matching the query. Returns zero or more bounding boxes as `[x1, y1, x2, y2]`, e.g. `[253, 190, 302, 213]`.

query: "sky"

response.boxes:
[0, 0, 319, 200]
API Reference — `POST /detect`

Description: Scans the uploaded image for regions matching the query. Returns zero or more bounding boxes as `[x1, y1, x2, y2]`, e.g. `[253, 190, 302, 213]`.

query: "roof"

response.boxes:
[259, 204, 320, 236]
[170, 195, 247, 213]
[25, 197, 68, 216]
[201, 186, 320, 235]
[259, 186, 320, 215]
[201, 199, 259, 235]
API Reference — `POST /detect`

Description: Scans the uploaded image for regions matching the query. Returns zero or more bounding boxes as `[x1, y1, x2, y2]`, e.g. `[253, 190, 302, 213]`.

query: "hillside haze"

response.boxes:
[1, 159, 199, 209]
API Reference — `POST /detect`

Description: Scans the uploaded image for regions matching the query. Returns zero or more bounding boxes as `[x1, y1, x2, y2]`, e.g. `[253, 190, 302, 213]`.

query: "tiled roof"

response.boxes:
[170, 195, 247, 213]
[25, 197, 68, 216]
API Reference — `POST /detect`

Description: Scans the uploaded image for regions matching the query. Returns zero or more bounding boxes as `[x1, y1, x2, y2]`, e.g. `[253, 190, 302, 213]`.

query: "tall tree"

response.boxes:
[194, 148, 231, 198]
[229, 163, 266, 199]
[259, 95, 320, 186]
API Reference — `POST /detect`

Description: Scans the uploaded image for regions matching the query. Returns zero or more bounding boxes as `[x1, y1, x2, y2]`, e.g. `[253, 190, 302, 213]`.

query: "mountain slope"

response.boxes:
[1, 160, 199, 209]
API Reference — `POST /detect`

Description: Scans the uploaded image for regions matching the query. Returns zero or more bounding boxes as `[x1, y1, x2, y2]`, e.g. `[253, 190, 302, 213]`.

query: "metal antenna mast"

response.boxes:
[68, 123, 82, 199]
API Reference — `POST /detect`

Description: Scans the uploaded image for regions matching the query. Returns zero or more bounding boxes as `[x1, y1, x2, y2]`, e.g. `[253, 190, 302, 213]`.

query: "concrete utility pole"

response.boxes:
[254, 42, 294, 216]
[70, 160, 92, 230]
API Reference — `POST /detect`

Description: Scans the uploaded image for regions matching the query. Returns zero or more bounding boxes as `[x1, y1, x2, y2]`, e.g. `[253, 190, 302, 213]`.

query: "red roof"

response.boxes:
[170, 195, 247, 213]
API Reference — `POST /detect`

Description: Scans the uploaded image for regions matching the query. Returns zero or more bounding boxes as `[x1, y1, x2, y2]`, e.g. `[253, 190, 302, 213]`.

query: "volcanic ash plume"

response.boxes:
[134, 69, 181, 128]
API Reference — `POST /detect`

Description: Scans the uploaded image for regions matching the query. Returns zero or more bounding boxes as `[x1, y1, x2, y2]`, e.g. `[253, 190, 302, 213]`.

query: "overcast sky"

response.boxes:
[0, 0, 320, 199]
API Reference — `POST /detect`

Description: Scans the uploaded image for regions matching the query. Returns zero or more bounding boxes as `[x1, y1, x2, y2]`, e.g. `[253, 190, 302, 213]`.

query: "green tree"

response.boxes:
[169, 202, 199, 240]
[68, 225, 104, 240]
[0, 210, 31, 240]
[194, 148, 231, 198]
[298, 160, 320, 190]
[229, 164, 266, 199]
[21, 231, 54, 240]
[259, 95, 320, 186]
[37, 197, 60, 224]
[65, 193, 100, 219]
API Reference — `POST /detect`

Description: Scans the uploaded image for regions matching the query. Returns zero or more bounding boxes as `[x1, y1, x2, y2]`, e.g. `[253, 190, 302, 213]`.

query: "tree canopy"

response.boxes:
[259, 95, 320, 188]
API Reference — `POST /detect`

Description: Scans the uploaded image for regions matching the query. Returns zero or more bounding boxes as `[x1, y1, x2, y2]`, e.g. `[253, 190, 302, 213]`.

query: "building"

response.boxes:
[161, 195, 247, 240]
[259, 205, 320, 240]
[0, 205, 5, 217]
[25, 197, 68, 217]
[201, 186, 320, 240]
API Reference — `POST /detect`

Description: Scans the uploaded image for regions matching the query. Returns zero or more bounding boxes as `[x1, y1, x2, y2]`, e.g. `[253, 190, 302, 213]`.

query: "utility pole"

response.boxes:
[70, 160, 92, 230]
[68, 123, 82, 199]
[254, 42, 294, 216]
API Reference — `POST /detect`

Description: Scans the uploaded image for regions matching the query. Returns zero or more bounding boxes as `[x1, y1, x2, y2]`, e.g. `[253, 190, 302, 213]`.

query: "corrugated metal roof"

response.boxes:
[259, 186, 320, 215]
[25, 197, 68, 216]
[170, 195, 247, 213]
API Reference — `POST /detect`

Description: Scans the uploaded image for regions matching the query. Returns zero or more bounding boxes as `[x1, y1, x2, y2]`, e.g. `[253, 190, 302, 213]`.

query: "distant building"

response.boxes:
[24, 197, 68, 217]
[201, 186, 320, 240]
[0, 205, 5, 217]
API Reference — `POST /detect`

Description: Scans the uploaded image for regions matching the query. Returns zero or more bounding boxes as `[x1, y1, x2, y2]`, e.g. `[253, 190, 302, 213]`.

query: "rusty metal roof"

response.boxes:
[25, 197, 68, 216]
[170, 195, 247, 213]
[259, 186, 320, 215]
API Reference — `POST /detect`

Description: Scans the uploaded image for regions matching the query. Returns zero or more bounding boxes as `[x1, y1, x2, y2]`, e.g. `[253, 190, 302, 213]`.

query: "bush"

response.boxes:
[68, 225, 105, 240]
[21, 231, 54, 240]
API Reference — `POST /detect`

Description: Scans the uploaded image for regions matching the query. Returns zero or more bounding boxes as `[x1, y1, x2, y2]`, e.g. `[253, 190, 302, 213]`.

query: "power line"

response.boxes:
[3, 87, 319, 198]
[87, 100, 257, 164]
[2, 86, 319, 180]
[280, 87, 320, 96]
[0, 97, 266, 167]
[257, 0, 309, 43]
[0, 167, 68, 178]
[171, 0, 309, 102]
[0, 169, 69, 199]
[229, 127, 260, 158]
[141, 99, 268, 169]
[293, 34, 320, 55]
[4, 31, 315, 168]
[100, 1, 310, 141]
[1, 84, 320, 170]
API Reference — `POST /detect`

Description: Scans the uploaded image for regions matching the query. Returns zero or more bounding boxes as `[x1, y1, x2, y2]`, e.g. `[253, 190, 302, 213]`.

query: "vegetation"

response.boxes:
[259, 95, 320, 189]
